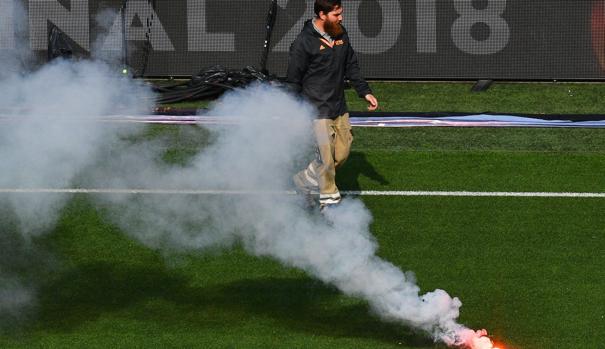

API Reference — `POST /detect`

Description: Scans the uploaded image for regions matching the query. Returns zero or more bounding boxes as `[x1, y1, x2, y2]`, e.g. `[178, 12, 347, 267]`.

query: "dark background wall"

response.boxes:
[6, 0, 605, 79]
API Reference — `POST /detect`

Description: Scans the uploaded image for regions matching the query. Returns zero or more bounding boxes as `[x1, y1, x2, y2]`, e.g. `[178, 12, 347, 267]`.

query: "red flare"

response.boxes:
[468, 330, 503, 349]
[458, 329, 502, 349]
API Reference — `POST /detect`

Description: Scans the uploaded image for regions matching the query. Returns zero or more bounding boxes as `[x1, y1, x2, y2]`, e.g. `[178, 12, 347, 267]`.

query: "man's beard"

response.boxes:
[324, 19, 344, 38]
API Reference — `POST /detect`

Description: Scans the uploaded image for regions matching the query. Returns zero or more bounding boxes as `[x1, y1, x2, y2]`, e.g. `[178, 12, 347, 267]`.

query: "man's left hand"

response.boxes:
[365, 94, 378, 111]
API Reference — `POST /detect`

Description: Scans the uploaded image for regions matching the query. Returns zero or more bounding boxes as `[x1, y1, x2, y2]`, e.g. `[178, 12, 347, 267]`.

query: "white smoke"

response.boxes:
[91, 83, 487, 346]
[92, 84, 317, 250]
[0, 64, 491, 344]
[0, 2, 488, 342]
[0, 10, 154, 324]
[0, 59, 491, 346]
[0, 59, 152, 235]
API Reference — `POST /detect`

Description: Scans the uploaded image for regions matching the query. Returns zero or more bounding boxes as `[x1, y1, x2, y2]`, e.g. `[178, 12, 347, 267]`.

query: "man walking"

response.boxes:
[287, 0, 378, 211]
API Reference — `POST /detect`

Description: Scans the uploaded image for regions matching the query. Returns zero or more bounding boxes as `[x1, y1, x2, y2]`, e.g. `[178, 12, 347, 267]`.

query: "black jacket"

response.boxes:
[286, 20, 372, 119]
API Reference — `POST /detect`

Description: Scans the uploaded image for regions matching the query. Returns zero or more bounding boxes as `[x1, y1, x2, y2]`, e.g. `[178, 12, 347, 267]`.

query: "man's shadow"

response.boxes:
[337, 151, 389, 191]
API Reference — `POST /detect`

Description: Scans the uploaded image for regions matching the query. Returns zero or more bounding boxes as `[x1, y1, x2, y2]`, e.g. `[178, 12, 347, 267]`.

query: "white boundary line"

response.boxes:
[0, 188, 604, 198]
[344, 190, 605, 198]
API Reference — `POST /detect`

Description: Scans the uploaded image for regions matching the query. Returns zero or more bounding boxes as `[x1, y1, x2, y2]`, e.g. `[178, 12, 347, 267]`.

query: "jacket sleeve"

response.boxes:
[344, 39, 372, 98]
[285, 37, 309, 94]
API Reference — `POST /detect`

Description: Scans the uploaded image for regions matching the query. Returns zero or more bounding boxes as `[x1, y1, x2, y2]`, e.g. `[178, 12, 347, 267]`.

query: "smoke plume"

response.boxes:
[0, 1, 153, 325]
[0, 64, 485, 344]
[91, 84, 483, 345]
[0, 2, 488, 344]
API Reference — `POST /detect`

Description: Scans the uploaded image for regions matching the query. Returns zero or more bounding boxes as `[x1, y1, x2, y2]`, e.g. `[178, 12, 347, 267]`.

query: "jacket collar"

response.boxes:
[303, 19, 344, 40]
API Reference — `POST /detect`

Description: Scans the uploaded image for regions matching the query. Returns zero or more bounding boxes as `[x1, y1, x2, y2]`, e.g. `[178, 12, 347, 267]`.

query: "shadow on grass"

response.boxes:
[337, 151, 389, 191]
[16, 193, 432, 346]
[0, 204, 58, 333]
[36, 262, 433, 347]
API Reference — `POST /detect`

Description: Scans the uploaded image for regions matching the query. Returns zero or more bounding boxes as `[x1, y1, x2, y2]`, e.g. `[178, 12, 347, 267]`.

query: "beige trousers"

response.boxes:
[296, 113, 353, 204]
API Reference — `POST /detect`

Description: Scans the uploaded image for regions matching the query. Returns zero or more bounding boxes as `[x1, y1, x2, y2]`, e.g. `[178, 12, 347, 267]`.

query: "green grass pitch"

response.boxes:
[1, 83, 605, 348]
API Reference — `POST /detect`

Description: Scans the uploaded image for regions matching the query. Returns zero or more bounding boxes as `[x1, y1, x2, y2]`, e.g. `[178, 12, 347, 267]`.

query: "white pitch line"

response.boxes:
[0, 188, 604, 198]
[343, 190, 605, 198]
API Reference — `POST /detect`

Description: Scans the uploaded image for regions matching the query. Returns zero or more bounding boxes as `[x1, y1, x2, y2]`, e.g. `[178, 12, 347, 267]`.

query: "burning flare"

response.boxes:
[442, 328, 502, 349]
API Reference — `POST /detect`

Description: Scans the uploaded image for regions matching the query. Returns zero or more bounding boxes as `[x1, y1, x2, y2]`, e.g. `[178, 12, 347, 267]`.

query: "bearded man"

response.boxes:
[287, 0, 378, 211]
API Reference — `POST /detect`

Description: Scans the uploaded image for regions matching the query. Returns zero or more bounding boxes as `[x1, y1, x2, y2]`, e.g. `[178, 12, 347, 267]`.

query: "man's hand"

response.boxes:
[365, 94, 378, 111]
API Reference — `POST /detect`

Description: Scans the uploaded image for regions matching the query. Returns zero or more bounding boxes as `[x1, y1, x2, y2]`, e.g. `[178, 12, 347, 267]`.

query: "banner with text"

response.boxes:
[3, 0, 605, 79]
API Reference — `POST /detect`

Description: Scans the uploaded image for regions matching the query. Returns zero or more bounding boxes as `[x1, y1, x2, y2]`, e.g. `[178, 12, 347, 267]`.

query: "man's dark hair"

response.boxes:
[314, 0, 341, 17]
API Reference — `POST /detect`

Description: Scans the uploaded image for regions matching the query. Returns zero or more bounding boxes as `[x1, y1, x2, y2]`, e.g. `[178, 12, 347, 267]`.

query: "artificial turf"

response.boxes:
[1, 125, 604, 349]
[347, 82, 605, 115]
[163, 81, 605, 115]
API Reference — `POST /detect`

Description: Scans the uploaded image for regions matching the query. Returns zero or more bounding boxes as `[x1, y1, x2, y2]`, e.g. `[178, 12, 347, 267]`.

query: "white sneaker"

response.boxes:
[319, 192, 341, 206]
[319, 201, 341, 213]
